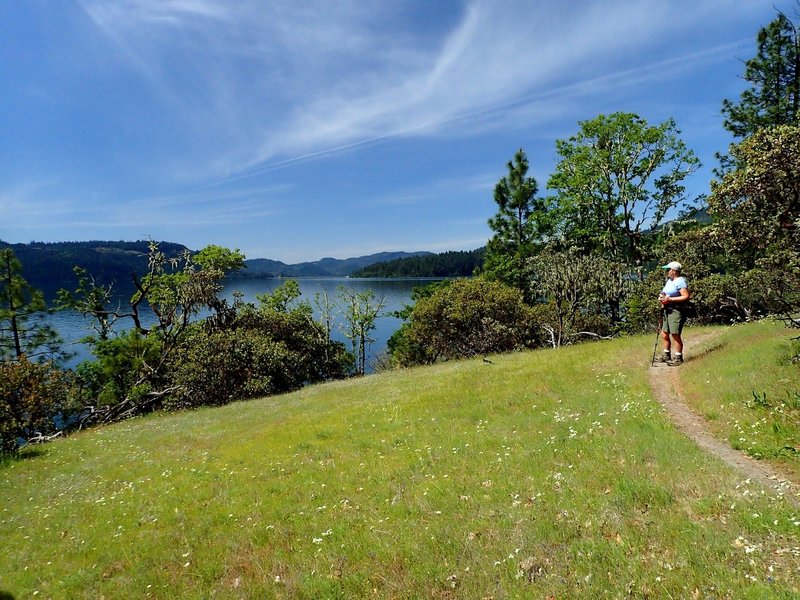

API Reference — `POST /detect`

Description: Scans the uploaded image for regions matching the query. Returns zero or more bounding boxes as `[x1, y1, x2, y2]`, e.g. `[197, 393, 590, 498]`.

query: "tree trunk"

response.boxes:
[3, 252, 23, 358]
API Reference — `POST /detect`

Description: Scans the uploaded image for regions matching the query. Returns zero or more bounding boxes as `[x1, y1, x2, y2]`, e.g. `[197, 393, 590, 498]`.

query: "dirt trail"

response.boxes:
[647, 330, 799, 506]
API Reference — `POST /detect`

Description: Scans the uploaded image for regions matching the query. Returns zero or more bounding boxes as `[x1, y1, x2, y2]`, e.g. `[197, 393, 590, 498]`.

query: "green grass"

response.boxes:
[1, 323, 799, 598]
[680, 320, 800, 480]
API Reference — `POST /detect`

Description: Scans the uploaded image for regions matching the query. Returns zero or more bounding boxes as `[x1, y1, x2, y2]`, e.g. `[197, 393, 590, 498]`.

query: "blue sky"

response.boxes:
[0, 1, 793, 263]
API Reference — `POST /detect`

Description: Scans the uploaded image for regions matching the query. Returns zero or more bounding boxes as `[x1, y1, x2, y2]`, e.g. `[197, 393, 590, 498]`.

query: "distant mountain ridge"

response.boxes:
[236, 251, 432, 278]
[0, 240, 190, 298]
[0, 240, 434, 297]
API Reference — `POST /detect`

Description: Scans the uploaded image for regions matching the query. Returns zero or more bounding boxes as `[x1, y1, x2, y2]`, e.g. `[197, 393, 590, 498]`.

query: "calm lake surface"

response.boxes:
[49, 278, 440, 372]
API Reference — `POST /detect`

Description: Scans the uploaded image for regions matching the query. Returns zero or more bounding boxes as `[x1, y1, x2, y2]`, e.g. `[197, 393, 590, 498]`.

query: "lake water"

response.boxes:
[49, 278, 439, 372]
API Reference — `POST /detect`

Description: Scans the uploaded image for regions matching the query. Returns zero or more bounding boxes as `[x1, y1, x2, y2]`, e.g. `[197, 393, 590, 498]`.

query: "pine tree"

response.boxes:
[483, 149, 552, 297]
[0, 248, 64, 362]
[722, 10, 800, 138]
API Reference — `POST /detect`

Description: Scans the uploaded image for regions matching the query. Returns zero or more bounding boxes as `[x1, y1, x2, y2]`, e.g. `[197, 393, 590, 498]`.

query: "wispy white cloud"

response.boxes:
[0, 181, 77, 224]
[0, 179, 289, 237]
[75, 0, 774, 185]
[3, 0, 784, 261]
[368, 170, 496, 208]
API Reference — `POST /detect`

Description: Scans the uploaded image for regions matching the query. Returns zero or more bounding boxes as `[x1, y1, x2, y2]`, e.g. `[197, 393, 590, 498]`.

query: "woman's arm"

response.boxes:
[665, 288, 691, 303]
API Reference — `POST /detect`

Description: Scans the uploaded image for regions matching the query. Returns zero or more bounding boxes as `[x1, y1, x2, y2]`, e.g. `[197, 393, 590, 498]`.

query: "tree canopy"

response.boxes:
[483, 149, 553, 295]
[709, 124, 800, 261]
[0, 248, 64, 362]
[548, 112, 700, 269]
[721, 10, 800, 138]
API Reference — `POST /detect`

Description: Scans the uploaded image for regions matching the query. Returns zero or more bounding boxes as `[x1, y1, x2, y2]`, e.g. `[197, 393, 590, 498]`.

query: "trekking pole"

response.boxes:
[651, 308, 664, 366]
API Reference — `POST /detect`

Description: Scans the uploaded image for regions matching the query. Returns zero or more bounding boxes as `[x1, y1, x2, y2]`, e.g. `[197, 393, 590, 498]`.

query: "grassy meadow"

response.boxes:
[679, 321, 800, 481]
[1, 322, 798, 598]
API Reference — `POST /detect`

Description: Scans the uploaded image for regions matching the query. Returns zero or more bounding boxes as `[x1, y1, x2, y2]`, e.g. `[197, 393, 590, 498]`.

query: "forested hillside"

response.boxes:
[352, 247, 485, 277]
[0, 240, 434, 298]
[0, 240, 188, 298]
[235, 251, 432, 278]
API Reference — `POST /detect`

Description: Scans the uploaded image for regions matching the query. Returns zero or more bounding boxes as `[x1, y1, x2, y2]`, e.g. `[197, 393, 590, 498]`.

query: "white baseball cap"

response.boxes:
[661, 261, 682, 270]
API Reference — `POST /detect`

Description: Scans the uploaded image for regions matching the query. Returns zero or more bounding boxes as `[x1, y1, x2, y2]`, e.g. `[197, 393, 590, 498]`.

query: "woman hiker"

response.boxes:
[658, 261, 691, 366]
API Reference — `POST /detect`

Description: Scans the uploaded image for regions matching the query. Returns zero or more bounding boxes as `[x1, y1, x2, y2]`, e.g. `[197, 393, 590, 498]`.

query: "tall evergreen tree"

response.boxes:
[722, 9, 800, 138]
[0, 248, 64, 362]
[483, 149, 552, 297]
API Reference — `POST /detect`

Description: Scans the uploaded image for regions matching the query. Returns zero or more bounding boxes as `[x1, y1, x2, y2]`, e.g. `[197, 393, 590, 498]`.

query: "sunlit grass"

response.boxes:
[680, 320, 800, 481]
[1, 324, 798, 598]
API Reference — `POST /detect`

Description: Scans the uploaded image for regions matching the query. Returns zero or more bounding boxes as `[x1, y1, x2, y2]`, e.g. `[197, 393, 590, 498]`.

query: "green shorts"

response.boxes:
[662, 306, 686, 335]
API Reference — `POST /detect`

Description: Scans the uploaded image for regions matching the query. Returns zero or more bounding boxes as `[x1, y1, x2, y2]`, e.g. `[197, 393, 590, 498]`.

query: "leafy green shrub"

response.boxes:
[0, 357, 74, 454]
[74, 330, 163, 410]
[616, 272, 663, 335]
[782, 339, 800, 365]
[528, 301, 613, 347]
[165, 302, 352, 410]
[392, 278, 535, 365]
[165, 328, 284, 410]
[689, 272, 772, 324]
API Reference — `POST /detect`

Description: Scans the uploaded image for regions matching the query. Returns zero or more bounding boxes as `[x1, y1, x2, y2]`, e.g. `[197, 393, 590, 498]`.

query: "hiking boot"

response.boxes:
[657, 353, 671, 363]
[667, 355, 684, 367]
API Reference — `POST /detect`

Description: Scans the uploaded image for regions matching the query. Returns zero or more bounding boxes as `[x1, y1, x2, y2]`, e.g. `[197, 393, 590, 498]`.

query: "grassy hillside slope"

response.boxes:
[1, 323, 798, 598]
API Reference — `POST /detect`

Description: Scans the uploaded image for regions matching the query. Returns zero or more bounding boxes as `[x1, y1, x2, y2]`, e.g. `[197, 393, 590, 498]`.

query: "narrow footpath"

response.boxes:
[647, 331, 800, 506]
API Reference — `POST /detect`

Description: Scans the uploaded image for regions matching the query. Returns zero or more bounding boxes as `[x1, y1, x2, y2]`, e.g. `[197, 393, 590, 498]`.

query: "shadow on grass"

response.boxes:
[0, 591, 16, 599]
[688, 337, 727, 362]
[0, 447, 48, 469]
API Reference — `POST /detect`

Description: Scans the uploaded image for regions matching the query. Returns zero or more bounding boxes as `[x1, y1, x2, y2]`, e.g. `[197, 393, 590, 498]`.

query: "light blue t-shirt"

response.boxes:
[662, 276, 687, 298]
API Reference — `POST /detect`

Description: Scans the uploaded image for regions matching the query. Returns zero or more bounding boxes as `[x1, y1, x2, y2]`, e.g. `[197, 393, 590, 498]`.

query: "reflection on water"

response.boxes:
[49, 278, 441, 373]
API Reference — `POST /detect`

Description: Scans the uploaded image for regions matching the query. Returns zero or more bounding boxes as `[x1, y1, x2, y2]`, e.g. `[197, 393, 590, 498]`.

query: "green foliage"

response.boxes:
[529, 249, 621, 344]
[56, 266, 118, 340]
[527, 300, 613, 347]
[548, 113, 700, 267]
[387, 281, 453, 365]
[0, 356, 74, 454]
[721, 11, 800, 138]
[257, 279, 303, 313]
[650, 225, 720, 282]
[74, 330, 163, 410]
[709, 125, 800, 264]
[165, 328, 285, 410]
[393, 278, 535, 366]
[0, 248, 65, 362]
[784, 338, 800, 364]
[66, 271, 353, 418]
[166, 299, 352, 409]
[705, 125, 800, 327]
[192, 244, 245, 273]
[617, 270, 665, 335]
[484, 149, 553, 296]
[678, 274, 746, 323]
[56, 242, 241, 423]
[338, 287, 386, 375]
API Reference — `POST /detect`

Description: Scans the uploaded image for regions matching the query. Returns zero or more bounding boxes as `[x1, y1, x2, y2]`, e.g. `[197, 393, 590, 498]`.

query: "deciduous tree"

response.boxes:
[708, 125, 800, 264]
[548, 113, 700, 269]
[0, 356, 74, 454]
[60, 242, 246, 423]
[338, 287, 385, 375]
[707, 125, 800, 327]
[529, 249, 622, 346]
